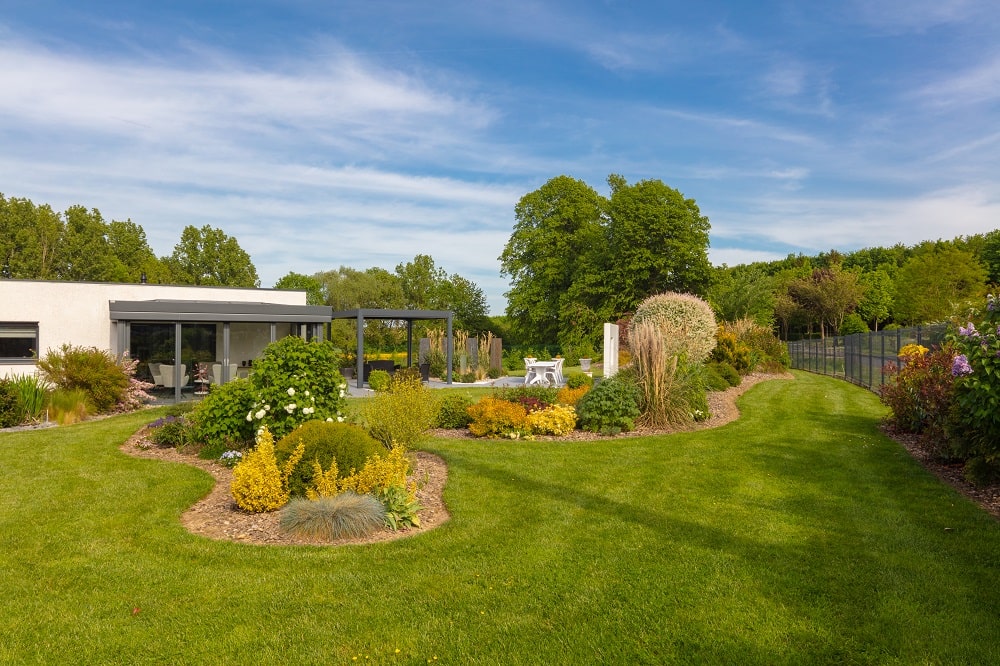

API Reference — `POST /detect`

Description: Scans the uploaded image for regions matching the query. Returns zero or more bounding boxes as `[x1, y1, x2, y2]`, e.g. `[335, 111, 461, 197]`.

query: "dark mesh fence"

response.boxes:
[787, 324, 948, 391]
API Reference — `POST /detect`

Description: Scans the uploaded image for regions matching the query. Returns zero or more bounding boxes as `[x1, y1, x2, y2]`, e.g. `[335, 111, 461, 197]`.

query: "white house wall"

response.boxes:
[0, 280, 306, 378]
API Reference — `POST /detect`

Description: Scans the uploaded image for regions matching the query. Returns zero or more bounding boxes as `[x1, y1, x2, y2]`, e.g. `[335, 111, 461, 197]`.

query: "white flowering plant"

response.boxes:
[245, 336, 348, 439]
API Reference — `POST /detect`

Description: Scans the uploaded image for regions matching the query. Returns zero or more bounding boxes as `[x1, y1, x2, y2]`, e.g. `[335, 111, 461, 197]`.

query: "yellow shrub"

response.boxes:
[230, 427, 304, 513]
[338, 445, 416, 502]
[526, 404, 577, 436]
[467, 397, 528, 438]
[306, 457, 340, 500]
[556, 385, 589, 406]
[899, 343, 928, 360]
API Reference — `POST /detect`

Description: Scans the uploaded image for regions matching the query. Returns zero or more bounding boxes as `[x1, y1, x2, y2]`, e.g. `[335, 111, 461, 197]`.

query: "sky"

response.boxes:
[2, 1, 1000, 313]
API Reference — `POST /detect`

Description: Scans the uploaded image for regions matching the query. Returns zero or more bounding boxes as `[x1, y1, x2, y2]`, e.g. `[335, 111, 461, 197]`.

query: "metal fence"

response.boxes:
[787, 324, 949, 391]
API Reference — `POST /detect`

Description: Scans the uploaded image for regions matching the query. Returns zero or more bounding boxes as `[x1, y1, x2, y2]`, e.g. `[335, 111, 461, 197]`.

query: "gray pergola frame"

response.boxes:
[330, 308, 453, 388]
[110, 299, 332, 403]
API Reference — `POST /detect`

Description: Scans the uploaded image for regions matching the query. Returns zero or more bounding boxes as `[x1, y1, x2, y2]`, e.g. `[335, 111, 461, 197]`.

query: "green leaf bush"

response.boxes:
[189, 378, 257, 453]
[576, 371, 641, 434]
[0, 379, 20, 428]
[368, 369, 391, 392]
[36, 344, 128, 413]
[435, 394, 473, 428]
[244, 336, 348, 440]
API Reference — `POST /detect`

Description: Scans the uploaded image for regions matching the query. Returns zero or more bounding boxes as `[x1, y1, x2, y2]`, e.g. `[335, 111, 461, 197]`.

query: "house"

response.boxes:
[0, 279, 331, 402]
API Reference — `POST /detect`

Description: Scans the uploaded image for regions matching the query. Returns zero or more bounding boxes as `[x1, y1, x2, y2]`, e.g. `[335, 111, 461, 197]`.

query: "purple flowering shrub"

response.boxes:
[947, 293, 1000, 481]
[879, 345, 958, 446]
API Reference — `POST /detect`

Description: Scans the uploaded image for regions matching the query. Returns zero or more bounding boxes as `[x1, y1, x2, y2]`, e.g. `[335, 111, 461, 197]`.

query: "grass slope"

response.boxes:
[1, 372, 998, 664]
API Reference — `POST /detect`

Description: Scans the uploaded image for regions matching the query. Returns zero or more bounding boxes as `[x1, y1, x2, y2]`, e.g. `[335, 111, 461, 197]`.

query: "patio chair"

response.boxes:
[160, 364, 189, 388]
[148, 362, 164, 387]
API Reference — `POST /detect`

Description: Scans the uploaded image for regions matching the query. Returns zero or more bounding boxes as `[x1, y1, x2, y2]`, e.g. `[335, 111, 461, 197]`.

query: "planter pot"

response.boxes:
[340, 366, 355, 380]
[419, 363, 430, 382]
[579, 358, 592, 372]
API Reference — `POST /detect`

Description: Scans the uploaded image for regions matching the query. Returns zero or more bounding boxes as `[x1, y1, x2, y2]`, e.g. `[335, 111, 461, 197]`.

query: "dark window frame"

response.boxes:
[0, 322, 39, 363]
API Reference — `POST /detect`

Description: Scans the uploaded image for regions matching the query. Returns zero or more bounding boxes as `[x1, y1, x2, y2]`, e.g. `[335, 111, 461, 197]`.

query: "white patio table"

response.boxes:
[525, 360, 560, 386]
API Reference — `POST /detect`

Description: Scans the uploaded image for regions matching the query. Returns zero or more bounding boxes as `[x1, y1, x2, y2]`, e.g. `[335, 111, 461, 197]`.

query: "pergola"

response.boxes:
[330, 308, 454, 388]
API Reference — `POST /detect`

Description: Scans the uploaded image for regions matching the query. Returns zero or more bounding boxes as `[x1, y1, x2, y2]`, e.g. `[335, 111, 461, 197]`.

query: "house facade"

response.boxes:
[1, 280, 331, 401]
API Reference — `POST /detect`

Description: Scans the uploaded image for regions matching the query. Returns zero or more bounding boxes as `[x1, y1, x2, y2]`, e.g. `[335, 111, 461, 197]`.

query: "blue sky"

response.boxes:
[2, 1, 999, 313]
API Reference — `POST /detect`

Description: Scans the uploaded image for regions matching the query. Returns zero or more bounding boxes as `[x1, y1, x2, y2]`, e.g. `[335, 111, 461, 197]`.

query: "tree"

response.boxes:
[893, 248, 988, 324]
[273, 272, 325, 305]
[500, 176, 606, 343]
[57, 205, 121, 281]
[980, 229, 1000, 285]
[855, 268, 894, 331]
[0, 195, 63, 279]
[708, 265, 775, 325]
[165, 225, 259, 287]
[106, 219, 169, 283]
[606, 174, 712, 313]
[395, 254, 447, 310]
[787, 267, 863, 338]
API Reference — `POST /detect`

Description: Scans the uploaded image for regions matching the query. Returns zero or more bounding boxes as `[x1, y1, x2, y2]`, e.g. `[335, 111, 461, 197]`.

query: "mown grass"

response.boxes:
[1, 372, 998, 664]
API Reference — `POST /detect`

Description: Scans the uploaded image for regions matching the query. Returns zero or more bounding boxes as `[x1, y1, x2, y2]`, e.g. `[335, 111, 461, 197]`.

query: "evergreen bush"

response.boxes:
[575, 371, 641, 434]
[275, 421, 382, 498]
[279, 493, 386, 540]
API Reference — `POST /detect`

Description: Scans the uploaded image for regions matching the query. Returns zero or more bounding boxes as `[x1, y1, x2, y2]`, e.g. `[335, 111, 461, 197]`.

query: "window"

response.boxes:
[0, 323, 39, 361]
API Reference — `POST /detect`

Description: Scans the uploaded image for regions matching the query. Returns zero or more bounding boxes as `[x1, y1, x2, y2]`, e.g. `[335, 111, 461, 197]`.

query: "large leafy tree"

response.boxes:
[606, 175, 713, 314]
[165, 224, 259, 287]
[500, 176, 606, 343]
[708, 265, 775, 325]
[855, 268, 894, 331]
[0, 195, 63, 279]
[893, 248, 987, 324]
[58, 205, 122, 282]
[106, 219, 170, 283]
[787, 266, 864, 338]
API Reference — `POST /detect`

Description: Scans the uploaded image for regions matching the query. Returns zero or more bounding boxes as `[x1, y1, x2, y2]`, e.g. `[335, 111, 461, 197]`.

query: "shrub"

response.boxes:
[435, 394, 473, 428]
[565, 373, 593, 389]
[113, 353, 154, 413]
[189, 378, 257, 452]
[427, 349, 447, 380]
[459, 371, 478, 384]
[710, 361, 741, 387]
[246, 336, 348, 440]
[390, 366, 423, 392]
[148, 415, 192, 448]
[467, 397, 528, 438]
[526, 404, 577, 436]
[556, 385, 589, 406]
[230, 427, 304, 513]
[337, 445, 415, 499]
[36, 344, 129, 414]
[879, 345, 957, 448]
[46, 388, 91, 425]
[487, 367, 503, 379]
[279, 493, 386, 540]
[710, 327, 752, 374]
[360, 383, 440, 448]
[840, 313, 869, 335]
[576, 371, 641, 434]
[704, 364, 730, 392]
[0, 380, 19, 428]
[947, 295, 1000, 474]
[368, 369, 391, 392]
[631, 292, 717, 363]
[274, 421, 382, 498]
[726, 318, 790, 372]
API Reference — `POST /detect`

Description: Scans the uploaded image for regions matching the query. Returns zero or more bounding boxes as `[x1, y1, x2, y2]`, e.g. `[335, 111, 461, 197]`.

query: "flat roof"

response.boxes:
[110, 300, 332, 323]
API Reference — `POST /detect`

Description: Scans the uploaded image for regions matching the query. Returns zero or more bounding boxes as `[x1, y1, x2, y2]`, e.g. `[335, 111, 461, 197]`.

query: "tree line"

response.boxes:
[0, 193, 259, 287]
[501, 175, 1000, 346]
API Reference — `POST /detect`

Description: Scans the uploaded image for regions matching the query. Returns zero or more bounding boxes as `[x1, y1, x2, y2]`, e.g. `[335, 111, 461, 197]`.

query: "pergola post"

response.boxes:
[355, 314, 365, 389]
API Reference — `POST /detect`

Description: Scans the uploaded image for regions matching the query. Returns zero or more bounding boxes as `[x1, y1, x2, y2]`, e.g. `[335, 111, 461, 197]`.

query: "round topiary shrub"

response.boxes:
[275, 421, 383, 498]
[630, 292, 717, 363]
[565, 373, 594, 389]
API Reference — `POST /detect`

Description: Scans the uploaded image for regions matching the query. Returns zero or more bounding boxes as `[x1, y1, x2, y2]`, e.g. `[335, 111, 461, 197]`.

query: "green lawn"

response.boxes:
[1, 371, 998, 664]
